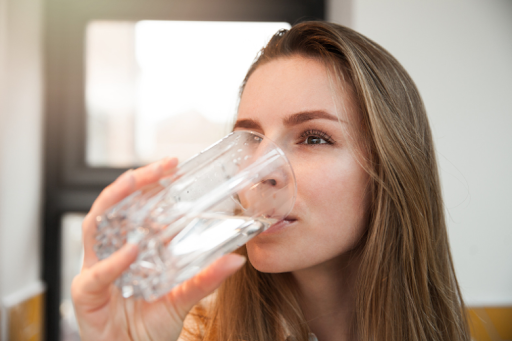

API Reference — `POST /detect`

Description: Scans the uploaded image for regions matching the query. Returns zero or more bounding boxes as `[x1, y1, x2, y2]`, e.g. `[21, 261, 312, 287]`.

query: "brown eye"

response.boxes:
[305, 136, 327, 144]
[299, 129, 335, 146]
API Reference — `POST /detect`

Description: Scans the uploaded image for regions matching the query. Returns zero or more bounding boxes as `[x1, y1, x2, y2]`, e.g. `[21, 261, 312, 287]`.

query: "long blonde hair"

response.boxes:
[184, 21, 470, 341]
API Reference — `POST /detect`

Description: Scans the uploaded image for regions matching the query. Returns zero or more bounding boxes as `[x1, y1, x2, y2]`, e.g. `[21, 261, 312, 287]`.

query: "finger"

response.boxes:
[81, 169, 135, 268]
[84, 168, 135, 230]
[90, 157, 177, 217]
[165, 254, 246, 319]
[132, 157, 178, 189]
[161, 157, 179, 176]
[73, 243, 138, 310]
[82, 158, 178, 268]
[82, 214, 100, 268]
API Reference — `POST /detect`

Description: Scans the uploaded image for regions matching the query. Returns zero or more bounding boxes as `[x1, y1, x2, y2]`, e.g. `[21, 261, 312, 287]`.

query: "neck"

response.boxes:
[291, 252, 360, 341]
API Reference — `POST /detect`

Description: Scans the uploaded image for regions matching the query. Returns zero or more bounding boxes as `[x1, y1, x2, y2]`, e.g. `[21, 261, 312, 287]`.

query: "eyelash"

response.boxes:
[298, 129, 335, 145]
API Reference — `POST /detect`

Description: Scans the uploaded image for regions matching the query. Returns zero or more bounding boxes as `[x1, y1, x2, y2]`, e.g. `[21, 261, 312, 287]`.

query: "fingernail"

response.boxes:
[162, 157, 178, 167]
[124, 242, 138, 255]
[231, 255, 247, 267]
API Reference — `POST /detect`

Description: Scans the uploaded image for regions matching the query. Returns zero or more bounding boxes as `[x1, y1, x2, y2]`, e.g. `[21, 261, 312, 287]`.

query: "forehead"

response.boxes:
[238, 56, 355, 124]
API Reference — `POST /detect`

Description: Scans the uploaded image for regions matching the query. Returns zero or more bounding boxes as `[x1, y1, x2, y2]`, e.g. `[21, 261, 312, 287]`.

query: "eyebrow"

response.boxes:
[234, 110, 339, 130]
[283, 110, 339, 126]
[233, 118, 262, 130]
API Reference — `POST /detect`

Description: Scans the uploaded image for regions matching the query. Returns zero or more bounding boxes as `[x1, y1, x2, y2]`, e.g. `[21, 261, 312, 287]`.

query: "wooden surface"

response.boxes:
[469, 307, 512, 341]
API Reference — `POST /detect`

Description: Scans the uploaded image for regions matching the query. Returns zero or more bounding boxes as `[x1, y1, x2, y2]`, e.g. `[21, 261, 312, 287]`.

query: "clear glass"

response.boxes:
[94, 131, 296, 301]
[85, 20, 290, 167]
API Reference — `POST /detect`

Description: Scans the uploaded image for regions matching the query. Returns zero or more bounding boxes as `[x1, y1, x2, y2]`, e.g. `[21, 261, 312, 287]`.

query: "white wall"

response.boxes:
[329, 0, 512, 306]
[0, 0, 43, 305]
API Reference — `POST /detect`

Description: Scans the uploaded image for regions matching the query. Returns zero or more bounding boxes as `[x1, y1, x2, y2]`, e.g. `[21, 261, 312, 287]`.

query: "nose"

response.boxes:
[258, 159, 291, 190]
[234, 131, 296, 219]
[246, 138, 290, 189]
[262, 179, 277, 186]
[239, 166, 292, 217]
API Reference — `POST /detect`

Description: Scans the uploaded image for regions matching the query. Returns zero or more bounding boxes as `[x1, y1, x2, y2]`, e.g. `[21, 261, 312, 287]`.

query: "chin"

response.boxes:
[248, 258, 285, 273]
[246, 241, 294, 273]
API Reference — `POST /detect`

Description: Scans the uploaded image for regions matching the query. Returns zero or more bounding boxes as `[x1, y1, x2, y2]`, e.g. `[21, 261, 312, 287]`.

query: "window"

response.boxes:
[86, 20, 289, 167]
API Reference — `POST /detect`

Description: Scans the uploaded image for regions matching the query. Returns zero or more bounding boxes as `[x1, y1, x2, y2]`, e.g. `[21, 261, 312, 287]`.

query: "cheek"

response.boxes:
[296, 156, 367, 207]
[297, 156, 370, 239]
[247, 154, 371, 273]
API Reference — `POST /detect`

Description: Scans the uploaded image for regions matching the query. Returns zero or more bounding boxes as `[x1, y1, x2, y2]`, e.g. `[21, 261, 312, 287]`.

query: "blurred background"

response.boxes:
[0, 0, 511, 340]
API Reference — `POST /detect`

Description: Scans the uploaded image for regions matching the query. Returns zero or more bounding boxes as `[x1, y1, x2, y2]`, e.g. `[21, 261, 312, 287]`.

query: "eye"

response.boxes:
[299, 129, 335, 145]
[304, 136, 327, 145]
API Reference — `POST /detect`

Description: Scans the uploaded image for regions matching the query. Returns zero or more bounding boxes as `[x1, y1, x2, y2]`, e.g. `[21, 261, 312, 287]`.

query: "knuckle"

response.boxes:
[70, 275, 83, 299]
[167, 287, 189, 321]
[102, 184, 116, 197]
[97, 185, 111, 199]
[82, 213, 96, 232]
[89, 267, 104, 286]
[192, 272, 212, 296]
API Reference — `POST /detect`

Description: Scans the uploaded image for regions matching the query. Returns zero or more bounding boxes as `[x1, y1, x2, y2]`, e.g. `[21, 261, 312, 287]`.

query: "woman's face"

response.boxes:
[235, 56, 371, 273]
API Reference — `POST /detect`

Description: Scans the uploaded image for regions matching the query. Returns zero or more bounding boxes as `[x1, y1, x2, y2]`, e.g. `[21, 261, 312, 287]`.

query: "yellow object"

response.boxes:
[8, 293, 44, 341]
[469, 309, 494, 341]
[468, 307, 512, 341]
[485, 307, 512, 340]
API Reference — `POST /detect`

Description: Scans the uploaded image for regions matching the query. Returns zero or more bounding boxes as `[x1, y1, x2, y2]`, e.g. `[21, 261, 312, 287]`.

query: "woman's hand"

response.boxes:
[71, 158, 246, 341]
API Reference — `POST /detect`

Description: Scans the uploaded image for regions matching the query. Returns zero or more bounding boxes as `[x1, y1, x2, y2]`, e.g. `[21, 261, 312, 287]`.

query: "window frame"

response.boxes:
[43, 0, 324, 339]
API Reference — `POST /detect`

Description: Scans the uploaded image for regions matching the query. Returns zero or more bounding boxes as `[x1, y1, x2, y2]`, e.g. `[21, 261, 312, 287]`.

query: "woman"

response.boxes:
[72, 22, 471, 341]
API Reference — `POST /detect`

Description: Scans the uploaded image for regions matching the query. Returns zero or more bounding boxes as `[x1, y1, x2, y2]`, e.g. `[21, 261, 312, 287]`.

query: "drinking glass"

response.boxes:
[94, 131, 296, 301]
